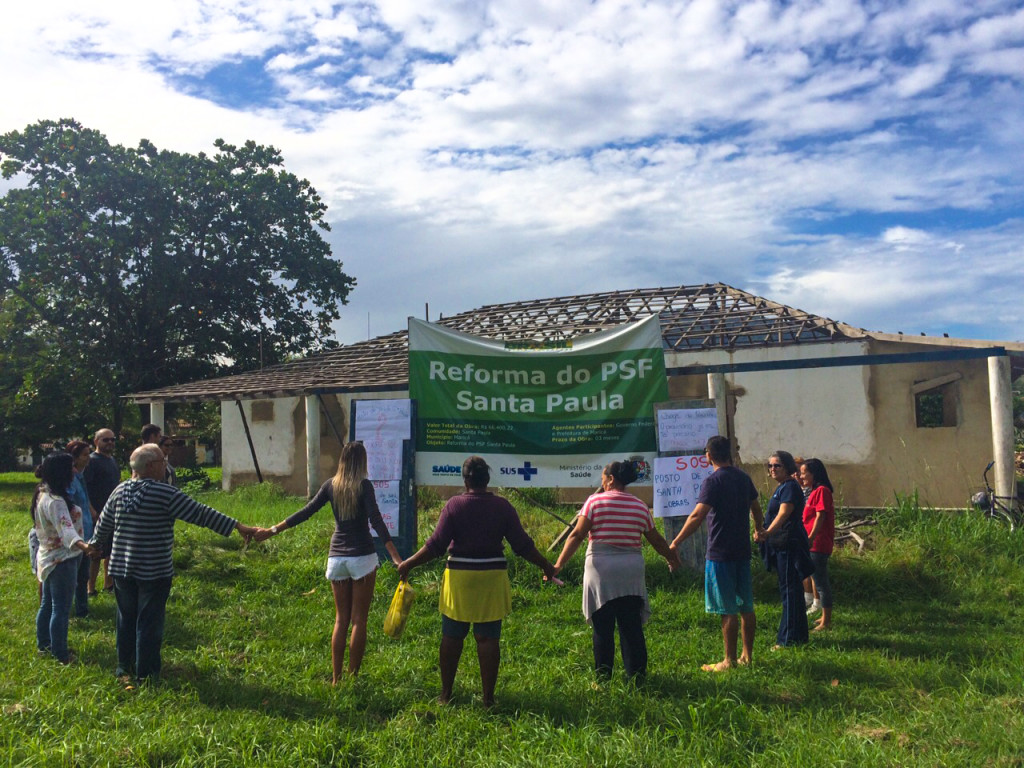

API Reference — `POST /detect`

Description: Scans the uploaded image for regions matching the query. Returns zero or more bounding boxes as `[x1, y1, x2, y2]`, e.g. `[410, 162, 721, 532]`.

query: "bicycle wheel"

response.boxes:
[986, 506, 1016, 532]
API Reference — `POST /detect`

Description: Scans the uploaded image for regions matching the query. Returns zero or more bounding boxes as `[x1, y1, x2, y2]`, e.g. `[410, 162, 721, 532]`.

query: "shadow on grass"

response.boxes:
[167, 666, 331, 720]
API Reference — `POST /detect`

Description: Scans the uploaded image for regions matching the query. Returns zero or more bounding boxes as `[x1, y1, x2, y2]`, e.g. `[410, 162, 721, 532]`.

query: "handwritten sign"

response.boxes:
[364, 437, 403, 480]
[653, 454, 714, 518]
[370, 480, 400, 536]
[355, 399, 412, 442]
[656, 408, 718, 453]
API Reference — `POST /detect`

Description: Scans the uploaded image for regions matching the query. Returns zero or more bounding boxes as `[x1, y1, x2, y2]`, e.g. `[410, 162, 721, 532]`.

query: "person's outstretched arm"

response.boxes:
[670, 503, 710, 549]
[644, 526, 681, 572]
[397, 544, 436, 581]
[252, 483, 332, 541]
[553, 514, 590, 574]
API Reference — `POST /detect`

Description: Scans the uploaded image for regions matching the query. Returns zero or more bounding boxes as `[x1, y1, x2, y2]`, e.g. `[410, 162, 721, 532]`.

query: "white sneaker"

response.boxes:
[806, 601, 821, 615]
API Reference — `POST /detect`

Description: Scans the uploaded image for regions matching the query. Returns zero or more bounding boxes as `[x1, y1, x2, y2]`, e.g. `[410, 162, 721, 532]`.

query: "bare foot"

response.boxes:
[437, 694, 452, 706]
[738, 655, 752, 667]
[812, 623, 830, 632]
[701, 660, 735, 672]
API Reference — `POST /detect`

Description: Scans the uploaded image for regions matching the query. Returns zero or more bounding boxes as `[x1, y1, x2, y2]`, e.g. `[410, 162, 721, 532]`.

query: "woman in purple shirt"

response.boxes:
[257, 442, 401, 682]
[399, 456, 555, 707]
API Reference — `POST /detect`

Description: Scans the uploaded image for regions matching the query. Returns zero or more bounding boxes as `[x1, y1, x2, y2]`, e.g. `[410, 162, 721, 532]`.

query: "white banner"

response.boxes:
[652, 454, 714, 518]
[370, 479, 400, 537]
[416, 450, 656, 489]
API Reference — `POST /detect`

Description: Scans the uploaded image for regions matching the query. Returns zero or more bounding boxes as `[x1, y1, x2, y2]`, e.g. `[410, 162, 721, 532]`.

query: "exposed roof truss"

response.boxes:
[130, 283, 870, 403]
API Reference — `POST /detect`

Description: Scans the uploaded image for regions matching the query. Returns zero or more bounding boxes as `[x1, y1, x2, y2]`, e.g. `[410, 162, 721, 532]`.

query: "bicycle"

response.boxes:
[971, 461, 1024, 531]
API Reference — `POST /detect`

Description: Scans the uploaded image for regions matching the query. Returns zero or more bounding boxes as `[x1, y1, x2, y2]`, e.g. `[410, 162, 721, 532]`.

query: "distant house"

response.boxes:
[131, 283, 1023, 509]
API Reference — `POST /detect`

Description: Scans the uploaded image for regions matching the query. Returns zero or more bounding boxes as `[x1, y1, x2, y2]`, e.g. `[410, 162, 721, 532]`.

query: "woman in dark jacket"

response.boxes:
[756, 450, 812, 648]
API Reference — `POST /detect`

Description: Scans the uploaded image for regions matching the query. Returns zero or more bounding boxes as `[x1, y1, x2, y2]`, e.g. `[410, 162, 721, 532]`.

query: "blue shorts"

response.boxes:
[441, 615, 502, 639]
[705, 559, 754, 615]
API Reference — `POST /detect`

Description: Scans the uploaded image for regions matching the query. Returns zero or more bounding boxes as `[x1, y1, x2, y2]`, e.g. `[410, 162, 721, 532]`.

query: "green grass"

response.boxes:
[3, 477, 1024, 766]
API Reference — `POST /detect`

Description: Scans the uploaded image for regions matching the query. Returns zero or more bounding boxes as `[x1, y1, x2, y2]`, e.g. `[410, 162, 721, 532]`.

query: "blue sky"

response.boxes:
[3, 0, 1022, 344]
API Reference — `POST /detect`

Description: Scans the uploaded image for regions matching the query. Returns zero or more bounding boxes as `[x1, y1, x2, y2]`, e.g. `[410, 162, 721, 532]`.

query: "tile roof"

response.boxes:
[132, 282, 866, 402]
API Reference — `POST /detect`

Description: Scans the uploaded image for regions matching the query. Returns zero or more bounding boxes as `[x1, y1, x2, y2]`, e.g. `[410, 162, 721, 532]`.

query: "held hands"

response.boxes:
[235, 523, 258, 545]
[752, 526, 768, 543]
[249, 527, 277, 543]
[666, 548, 682, 573]
[542, 564, 566, 586]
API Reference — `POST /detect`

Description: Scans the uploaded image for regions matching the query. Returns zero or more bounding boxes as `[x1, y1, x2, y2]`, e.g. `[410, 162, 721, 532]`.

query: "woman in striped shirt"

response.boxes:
[554, 461, 679, 682]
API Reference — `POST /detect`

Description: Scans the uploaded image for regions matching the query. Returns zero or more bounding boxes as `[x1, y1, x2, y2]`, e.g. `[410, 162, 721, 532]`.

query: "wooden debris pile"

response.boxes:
[836, 515, 875, 553]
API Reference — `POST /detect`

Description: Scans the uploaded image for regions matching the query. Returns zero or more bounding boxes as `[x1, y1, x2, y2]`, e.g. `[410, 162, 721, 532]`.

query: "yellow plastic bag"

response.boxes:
[383, 580, 415, 639]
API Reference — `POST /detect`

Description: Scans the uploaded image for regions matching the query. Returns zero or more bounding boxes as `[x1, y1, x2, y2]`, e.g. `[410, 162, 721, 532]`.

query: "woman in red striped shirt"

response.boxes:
[554, 460, 679, 681]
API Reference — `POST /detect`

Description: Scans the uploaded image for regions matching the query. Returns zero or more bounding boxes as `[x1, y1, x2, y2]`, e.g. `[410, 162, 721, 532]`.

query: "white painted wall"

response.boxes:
[665, 341, 874, 464]
[221, 397, 299, 489]
[221, 390, 410, 491]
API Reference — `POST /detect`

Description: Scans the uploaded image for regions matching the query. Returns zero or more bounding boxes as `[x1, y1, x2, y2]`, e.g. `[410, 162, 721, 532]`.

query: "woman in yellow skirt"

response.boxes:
[399, 456, 555, 707]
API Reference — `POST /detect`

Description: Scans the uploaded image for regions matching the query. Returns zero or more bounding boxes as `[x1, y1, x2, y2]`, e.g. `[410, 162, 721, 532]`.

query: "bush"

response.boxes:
[417, 486, 443, 511]
[176, 467, 213, 498]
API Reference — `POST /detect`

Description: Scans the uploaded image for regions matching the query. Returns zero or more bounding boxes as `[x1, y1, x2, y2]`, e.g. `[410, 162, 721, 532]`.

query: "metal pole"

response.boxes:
[234, 400, 263, 483]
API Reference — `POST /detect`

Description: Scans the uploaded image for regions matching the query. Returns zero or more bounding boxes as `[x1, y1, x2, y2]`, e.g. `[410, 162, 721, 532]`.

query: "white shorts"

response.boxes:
[325, 553, 379, 582]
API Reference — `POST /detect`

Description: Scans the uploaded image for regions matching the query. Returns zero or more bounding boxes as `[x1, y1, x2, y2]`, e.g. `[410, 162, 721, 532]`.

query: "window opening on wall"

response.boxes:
[912, 372, 962, 428]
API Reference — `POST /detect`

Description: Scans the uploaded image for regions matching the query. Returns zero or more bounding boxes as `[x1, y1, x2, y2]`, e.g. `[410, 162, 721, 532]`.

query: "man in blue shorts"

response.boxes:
[670, 436, 764, 671]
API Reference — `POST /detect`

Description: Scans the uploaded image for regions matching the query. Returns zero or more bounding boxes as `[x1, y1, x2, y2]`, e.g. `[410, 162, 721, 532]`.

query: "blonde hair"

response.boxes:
[332, 442, 368, 520]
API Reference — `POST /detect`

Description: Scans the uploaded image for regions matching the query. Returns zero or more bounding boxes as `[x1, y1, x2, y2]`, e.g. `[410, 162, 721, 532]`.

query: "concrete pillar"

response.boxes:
[149, 402, 165, 432]
[707, 372, 729, 437]
[988, 355, 1016, 501]
[305, 395, 321, 497]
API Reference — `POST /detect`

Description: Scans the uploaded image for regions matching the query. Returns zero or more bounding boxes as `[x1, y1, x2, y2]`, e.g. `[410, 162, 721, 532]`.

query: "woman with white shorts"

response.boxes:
[257, 442, 401, 682]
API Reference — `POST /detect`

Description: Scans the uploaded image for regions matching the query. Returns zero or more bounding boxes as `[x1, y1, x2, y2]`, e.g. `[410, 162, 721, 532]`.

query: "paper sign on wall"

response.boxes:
[653, 454, 715, 518]
[355, 400, 412, 442]
[656, 408, 718, 453]
[363, 438, 403, 480]
[371, 479, 400, 537]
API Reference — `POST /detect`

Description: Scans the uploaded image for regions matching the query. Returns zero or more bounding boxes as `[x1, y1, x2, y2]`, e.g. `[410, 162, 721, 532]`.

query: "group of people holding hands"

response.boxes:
[30, 430, 834, 707]
[30, 435, 255, 675]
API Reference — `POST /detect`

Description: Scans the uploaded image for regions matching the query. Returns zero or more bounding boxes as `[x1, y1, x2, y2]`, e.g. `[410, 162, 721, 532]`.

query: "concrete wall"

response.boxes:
[222, 397, 300, 491]
[851, 339, 992, 509]
[667, 341, 875, 506]
[220, 341, 995, 508]
[221, 390, 407, 495]
[665, 339, 994, 508]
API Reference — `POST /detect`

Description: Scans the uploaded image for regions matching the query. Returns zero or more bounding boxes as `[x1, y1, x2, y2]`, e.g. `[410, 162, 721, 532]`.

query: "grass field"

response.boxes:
[2, 475, 1024, 766]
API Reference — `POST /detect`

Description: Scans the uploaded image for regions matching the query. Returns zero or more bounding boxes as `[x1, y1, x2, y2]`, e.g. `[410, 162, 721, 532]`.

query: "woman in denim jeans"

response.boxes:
[32, 453, 93, 663]
[800, 458, 835, 632]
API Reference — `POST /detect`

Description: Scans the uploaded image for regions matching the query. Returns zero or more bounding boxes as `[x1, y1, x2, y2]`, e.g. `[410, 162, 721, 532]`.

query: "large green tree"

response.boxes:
[0, 118, 354, 463]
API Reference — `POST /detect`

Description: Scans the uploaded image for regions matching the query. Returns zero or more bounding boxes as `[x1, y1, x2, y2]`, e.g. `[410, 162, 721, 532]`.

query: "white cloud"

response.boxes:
[757, 220, 1024, 340]
[2, 0, 1023, 346]
[882, 226, 932, 246]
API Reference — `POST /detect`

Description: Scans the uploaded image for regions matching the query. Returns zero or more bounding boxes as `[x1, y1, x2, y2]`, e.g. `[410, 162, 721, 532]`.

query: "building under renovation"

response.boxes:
[132, 283, 1022, 509]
